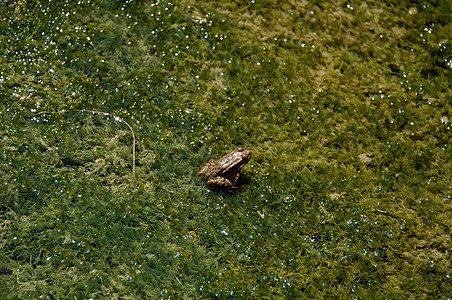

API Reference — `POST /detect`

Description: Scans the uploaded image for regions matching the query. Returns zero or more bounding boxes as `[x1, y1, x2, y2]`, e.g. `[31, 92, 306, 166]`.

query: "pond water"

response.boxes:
[1, 0, 451, 298]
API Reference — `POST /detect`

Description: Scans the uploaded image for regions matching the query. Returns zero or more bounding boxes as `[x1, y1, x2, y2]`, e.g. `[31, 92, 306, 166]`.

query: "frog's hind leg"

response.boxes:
[207, 177, 233, 190]
[198, 159, 216, 177]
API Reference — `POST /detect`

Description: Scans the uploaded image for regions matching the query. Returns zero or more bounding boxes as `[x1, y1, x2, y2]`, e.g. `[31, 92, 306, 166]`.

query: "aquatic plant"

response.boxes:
[1, 0, 450, 298]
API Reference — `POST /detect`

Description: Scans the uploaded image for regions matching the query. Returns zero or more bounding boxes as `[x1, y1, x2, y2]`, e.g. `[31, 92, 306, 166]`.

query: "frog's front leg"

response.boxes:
[206, 176, 235, 190]
[231, 173, 240, 187]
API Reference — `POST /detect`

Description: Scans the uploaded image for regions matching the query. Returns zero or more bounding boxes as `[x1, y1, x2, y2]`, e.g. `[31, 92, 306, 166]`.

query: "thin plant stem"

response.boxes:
[38, 109, 136, 180]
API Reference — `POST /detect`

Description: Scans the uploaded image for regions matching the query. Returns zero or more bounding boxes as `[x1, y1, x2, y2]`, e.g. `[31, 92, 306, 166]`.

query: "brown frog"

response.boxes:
[198, 148, 252, 190]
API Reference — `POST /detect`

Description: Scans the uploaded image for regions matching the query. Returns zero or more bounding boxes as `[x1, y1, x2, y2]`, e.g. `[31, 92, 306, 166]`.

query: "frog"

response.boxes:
[198, 147, 252, 190]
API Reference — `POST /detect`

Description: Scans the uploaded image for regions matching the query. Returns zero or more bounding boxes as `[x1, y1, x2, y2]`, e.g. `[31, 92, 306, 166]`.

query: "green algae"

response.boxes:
[1, 0, 451, 299]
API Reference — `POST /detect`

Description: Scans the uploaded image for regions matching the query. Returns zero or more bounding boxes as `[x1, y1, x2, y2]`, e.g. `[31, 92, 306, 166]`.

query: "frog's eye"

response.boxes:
[237, 147, 243, 151]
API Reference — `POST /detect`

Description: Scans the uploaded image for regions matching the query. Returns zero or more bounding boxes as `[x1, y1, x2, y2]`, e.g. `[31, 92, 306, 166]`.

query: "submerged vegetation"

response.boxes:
[1, 0, 451, 298]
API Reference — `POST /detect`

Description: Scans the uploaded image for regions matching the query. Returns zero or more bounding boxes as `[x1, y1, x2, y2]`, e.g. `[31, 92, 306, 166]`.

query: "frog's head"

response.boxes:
[218, 147, 252, 173]
[236, 147, 252, 165]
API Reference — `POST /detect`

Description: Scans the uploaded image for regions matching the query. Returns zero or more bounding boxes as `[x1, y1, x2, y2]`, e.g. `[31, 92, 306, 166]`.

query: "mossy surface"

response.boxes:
[1, 0, 451, 298]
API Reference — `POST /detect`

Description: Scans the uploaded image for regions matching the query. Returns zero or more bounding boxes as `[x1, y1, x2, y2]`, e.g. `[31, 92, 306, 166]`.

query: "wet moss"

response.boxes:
[1, 0, 451, 298]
